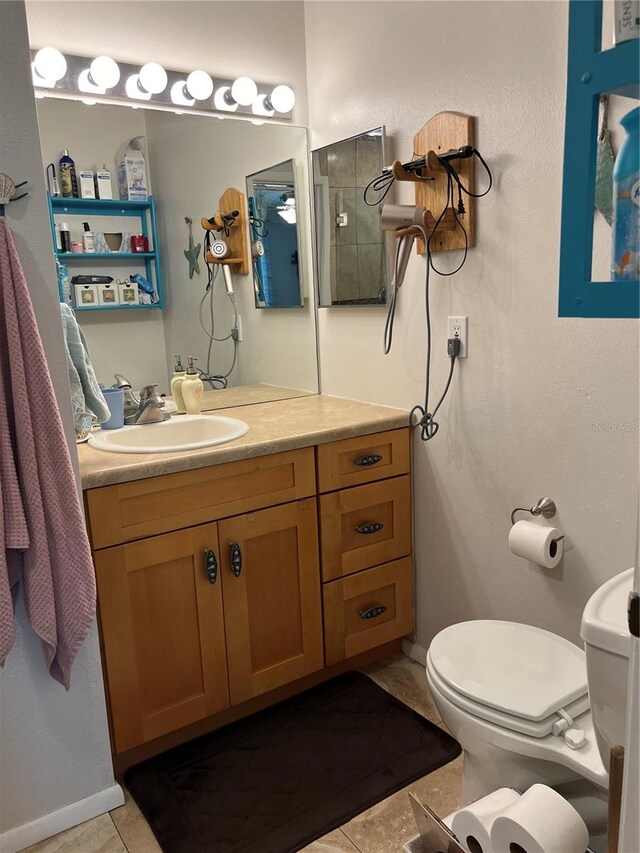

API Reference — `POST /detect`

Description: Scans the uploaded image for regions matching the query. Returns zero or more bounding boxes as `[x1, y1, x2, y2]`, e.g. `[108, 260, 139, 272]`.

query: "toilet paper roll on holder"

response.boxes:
[510, 497, 565, 543]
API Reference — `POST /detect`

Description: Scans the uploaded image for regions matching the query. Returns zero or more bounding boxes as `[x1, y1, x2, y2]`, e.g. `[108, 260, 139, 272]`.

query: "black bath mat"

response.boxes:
[125, 672, 461, 853]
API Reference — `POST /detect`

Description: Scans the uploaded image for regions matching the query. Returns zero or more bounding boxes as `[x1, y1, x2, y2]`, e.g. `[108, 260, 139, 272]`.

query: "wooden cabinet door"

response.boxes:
[219, 499, 323, 705]
[95, 522, 229, 753]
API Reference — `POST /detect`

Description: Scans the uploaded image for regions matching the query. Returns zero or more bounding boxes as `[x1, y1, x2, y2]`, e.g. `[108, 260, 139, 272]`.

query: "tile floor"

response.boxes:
[24, 654, 463, 853]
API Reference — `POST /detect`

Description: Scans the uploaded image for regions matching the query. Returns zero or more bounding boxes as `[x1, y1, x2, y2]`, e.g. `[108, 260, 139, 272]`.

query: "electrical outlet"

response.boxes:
[235, 315, 243, 342]
[447, 316, 468, 357]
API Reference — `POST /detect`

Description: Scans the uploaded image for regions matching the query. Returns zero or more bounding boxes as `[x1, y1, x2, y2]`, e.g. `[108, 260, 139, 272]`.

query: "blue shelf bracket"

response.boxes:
[559, 0, 639, 319]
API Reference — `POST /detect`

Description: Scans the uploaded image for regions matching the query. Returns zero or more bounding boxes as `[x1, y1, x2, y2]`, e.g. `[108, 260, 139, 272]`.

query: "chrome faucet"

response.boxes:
[112, 374, 139, 417]
[124, 384, 170, 425]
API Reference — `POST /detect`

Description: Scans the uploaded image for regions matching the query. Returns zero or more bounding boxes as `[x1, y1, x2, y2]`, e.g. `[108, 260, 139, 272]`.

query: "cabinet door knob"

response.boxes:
[359, 605, 388, 620]
[354, 454, 383, 467]
[230, 542, 243, 577]
[355, 521, 384, 535]
[204, 549, 218, 584]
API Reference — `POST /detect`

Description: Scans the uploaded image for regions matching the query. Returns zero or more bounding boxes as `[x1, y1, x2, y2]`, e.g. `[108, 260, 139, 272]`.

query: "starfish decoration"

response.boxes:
[184, 216, 201, 278]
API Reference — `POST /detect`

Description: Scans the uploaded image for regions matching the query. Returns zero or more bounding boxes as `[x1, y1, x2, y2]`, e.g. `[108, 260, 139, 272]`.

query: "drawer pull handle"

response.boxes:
[354, 454, 383, 467]
[230, 542, 243, 577]
[359, 605, 388, 620]
[355, 521, 384, 535]
[204, 549, 218, 584]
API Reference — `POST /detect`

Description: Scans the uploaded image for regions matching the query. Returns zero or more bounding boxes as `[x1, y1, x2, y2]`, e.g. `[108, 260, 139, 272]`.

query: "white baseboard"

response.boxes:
[0, 783, 124, 853]
[402, 638, 427, 665]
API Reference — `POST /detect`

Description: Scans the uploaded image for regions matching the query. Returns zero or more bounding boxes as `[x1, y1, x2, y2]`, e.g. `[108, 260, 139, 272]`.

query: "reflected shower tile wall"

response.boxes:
[356, 136, 383, 188]
[332, 187, 357, 246]
[336, 244, 359, 301]
[330, 246, 337, 302]
[356, 194, 382, 245]
[328, 138, 357, 187]
[357, 244, 384, 300]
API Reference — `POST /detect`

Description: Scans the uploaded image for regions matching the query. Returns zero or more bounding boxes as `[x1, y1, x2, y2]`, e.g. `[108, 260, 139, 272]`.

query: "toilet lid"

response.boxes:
[429, 621, 588, 722]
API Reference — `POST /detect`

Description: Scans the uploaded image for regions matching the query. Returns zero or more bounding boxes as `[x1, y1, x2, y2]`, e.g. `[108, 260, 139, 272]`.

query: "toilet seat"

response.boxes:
[427, 620, 590, 739]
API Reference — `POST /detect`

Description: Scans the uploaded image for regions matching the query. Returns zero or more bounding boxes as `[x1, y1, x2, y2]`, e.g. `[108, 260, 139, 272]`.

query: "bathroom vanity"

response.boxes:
[78, 395, 413, 769]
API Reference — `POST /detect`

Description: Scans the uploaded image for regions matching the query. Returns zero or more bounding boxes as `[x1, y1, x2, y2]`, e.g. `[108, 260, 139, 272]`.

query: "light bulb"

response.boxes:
[78, 69, 105, 95]
[33, 47, 67, 82]
[138, 62, 167, 94]
[214, 86, 238, 112]
[252, 94, 275, 118]
[90, 56, 120, 89]
[186, 70, 213, 100]
[267, 84, 295, 113]
[125, 74, 152, 101]
[31, 62, 55, 89]
[230, 76, 257, 106]
[170, 80, 195, 106]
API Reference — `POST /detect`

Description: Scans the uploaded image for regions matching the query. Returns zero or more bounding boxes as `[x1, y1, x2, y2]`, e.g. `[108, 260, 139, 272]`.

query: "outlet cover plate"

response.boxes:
[447, 315, 468, 357]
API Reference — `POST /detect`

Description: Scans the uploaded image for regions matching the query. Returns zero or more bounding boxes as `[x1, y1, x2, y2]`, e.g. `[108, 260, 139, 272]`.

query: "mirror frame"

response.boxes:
[246, 157, 305, 310]
[310, 125, 390, 309]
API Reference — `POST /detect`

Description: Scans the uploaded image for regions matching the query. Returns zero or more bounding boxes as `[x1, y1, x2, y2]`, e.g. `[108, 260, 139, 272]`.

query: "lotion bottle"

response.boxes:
[181, 356, 204, 415]
[82, 222, 96, 253]
[170, 355, 187, 414]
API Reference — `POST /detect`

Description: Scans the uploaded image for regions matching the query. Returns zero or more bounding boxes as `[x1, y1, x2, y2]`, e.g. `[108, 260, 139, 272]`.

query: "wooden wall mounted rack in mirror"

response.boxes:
[201, 186, 250, 274]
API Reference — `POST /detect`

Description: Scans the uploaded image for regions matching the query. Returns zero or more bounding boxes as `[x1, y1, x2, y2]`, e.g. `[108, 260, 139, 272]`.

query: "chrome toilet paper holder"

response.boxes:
[510, 497, 564, 543]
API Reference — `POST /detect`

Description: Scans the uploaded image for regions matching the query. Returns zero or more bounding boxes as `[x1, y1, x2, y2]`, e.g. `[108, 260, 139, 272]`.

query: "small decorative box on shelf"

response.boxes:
[48, 194, 164, 312]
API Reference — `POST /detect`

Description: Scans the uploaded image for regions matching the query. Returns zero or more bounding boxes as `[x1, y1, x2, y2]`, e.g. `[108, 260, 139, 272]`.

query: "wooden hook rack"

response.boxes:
[393, 111, 476, 254]
[201, 187, 249, 275]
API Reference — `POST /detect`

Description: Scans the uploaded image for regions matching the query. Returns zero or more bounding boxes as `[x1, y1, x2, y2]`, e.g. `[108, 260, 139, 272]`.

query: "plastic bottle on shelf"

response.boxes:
[82, 222, 96, 253]
[59, 150, 78, 198]
[181, 356, 204, 415]
[612, 105, 640, 281]
[170, 355, 187, 414]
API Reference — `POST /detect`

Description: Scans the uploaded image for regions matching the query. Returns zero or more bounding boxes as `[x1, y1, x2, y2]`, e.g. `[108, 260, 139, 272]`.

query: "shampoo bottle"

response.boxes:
[612, 105, 640, 281]
[181, 356, 204, 415]
[59, 150, 78, 198]
[170, 355, 187, 414]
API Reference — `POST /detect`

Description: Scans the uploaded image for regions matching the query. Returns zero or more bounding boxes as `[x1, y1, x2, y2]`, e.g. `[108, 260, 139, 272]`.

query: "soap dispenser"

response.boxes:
[181, 356, 204, 415]
[170, 354, 187, 414]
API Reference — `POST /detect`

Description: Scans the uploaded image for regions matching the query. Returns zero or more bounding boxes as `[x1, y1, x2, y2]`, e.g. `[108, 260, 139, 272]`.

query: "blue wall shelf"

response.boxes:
[559, 0, 639, 319]
[47, 194, 164, 311]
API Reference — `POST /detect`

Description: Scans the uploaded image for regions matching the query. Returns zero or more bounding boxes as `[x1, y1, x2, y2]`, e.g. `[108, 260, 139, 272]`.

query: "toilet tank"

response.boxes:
[581, 567, 634, 768]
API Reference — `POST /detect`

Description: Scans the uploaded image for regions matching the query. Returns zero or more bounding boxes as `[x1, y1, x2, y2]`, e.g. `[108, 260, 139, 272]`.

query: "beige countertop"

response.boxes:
[78, 394, 409, 490]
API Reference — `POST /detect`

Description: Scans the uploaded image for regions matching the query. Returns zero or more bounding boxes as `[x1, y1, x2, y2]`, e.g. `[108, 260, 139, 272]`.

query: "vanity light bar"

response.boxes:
[30, 49, 295, 121]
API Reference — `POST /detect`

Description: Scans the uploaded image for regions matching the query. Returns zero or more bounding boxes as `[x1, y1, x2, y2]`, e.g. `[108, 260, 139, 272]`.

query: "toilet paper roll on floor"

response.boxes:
[490, 784, 589, 853]
[450, 787, 521, 853]
[508, 520, 564, 568]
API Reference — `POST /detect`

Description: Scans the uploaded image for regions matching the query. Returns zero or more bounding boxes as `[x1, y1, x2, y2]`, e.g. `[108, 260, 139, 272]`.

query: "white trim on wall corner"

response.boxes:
[0, 783, 124, 853]
[402, 638, 427, 666]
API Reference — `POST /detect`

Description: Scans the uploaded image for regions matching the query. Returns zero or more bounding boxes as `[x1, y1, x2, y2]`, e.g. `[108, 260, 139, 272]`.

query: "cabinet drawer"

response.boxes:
[316, 429, 410, 493]
[86, 447, 316, 549]
[319, 476, 411, 581]
[323, 558, 413, 665]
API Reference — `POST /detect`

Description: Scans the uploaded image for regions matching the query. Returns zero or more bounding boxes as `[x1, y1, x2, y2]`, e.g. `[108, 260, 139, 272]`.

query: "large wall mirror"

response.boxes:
[36, 99, 318, 409]
[246, 158, 303, 309]
[312, 127, 391, 307]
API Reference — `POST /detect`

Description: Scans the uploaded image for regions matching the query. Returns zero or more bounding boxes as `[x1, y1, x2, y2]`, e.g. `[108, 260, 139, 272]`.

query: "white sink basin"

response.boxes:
[88, 414, 249, 454]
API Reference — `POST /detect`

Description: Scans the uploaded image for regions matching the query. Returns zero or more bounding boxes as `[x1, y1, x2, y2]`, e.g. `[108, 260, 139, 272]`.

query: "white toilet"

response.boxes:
[426, 567, 633, 842]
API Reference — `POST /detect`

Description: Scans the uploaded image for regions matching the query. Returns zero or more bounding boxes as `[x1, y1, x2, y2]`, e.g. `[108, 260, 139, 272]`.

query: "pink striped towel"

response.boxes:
[0, 218, 95, 688]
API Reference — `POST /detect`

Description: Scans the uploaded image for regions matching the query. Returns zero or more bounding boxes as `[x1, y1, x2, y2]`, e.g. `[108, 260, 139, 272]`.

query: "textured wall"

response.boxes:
[304, 0, 639, 652]
[0, 0, 115, 837]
